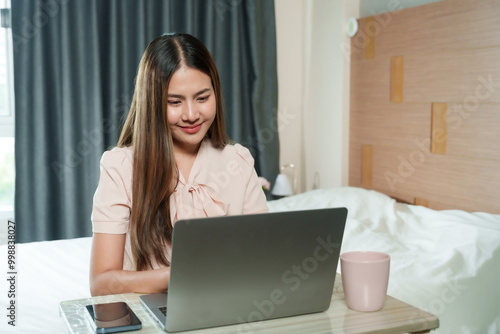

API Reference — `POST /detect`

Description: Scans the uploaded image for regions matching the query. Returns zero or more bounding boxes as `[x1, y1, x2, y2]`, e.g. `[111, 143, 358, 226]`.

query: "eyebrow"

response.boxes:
[167, 88, 211, 99]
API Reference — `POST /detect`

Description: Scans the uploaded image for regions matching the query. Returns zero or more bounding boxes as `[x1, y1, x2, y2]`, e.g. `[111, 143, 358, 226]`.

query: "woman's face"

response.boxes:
[166, 66, 216, 154]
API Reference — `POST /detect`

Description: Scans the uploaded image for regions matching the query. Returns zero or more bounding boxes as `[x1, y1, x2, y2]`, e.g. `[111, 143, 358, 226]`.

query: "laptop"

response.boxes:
[140, 207, 348, 332]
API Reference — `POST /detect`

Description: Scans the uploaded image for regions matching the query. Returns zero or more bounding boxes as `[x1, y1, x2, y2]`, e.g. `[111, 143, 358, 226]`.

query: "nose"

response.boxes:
[181, 101, 200, 123]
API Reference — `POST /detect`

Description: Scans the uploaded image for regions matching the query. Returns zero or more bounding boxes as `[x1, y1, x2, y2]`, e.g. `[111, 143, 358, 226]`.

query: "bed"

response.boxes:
[3, 0, 500, 333]
[1, 186, 499, 333]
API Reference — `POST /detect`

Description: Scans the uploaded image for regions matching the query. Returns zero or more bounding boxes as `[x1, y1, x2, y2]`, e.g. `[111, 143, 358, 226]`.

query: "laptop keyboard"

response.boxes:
[159, 306, 167, 316]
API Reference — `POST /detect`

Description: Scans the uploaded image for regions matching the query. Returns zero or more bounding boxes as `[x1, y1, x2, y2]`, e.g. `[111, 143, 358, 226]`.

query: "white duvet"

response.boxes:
[1, 187, 499, 333]
[268, 187, 500, 334]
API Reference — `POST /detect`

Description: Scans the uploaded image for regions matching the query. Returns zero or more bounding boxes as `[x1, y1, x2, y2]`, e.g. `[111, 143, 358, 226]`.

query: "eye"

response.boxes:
[168, 100, 181, 106]
[198, 95, 210, 102]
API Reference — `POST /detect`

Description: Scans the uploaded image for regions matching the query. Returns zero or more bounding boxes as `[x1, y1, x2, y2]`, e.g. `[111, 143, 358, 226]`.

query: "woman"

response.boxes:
[90, 33, 268, 296]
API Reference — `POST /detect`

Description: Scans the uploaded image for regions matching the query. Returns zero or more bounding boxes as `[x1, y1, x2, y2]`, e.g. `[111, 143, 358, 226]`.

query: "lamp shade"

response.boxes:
[271, 174, 293, 197]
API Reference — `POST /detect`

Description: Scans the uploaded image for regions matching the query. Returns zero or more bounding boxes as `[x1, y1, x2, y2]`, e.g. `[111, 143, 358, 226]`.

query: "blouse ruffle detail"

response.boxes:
[170, 181, 229, 223]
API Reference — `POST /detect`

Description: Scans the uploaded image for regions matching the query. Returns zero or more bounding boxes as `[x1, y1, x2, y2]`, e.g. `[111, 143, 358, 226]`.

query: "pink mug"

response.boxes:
[340, 251, 390, 312]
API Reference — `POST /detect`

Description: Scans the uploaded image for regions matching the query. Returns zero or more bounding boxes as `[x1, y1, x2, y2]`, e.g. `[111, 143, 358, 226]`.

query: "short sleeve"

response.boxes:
[91, 148, 133, 234]
[234, 144, 269, 214]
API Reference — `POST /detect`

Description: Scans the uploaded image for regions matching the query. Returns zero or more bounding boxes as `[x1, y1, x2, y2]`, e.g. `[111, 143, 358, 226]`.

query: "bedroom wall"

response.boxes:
[274, 0, 306, 192]
[349, 0, 500, 213]
[275, 0, 359, 193]
[274, 0, 444, 194]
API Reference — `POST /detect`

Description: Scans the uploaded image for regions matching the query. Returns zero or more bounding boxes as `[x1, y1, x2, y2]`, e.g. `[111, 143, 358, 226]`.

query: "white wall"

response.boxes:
[275, 0, 359, 192]
[274, 0, 306, 192]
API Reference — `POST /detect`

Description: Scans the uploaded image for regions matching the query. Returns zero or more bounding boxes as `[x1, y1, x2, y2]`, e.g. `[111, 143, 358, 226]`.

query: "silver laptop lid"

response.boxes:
[166, 207, 347, 333]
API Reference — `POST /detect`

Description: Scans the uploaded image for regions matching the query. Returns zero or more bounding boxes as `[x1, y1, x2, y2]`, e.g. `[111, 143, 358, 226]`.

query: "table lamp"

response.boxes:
[271, 163, 296, 197]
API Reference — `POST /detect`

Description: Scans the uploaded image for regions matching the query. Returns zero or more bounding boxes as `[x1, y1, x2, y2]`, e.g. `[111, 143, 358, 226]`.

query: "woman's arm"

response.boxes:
[90, 149, 171, 296]
[89, 233, 170, 296]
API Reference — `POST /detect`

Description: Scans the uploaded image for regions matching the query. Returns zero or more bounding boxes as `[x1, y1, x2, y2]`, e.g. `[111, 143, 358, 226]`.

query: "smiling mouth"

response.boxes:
[180, 123, 202, 134]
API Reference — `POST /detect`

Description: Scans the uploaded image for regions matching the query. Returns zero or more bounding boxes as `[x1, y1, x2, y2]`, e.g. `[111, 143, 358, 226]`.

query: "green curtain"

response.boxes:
[12, 0, 279, 243]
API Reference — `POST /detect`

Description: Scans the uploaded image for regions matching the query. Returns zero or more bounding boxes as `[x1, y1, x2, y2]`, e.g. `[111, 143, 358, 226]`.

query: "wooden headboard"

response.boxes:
[349, 0, 500, 214]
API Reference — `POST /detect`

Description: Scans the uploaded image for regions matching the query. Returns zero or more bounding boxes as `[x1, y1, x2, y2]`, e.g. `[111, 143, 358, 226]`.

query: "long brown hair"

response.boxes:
[117, 33, 229, 271]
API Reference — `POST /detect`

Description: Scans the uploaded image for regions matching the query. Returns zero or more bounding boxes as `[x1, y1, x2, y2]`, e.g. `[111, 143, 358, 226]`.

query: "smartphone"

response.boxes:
[85, 302, 142, 333]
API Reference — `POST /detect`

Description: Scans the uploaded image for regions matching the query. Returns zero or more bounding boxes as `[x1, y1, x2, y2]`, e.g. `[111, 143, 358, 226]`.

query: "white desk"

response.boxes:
[59, 275, 439, 333]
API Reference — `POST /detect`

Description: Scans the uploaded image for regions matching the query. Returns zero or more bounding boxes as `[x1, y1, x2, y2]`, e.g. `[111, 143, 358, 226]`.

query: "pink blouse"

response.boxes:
[91, 139, 269, 270]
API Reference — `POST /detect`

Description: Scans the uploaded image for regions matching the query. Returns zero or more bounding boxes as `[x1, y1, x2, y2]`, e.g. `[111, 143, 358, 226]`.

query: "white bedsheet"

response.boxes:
[0, 237, 91, 333]
[1, 186, 499, 333]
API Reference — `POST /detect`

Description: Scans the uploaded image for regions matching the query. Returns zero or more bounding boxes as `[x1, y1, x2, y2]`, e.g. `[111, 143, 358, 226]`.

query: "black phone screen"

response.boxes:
[85, 302, 142, 334]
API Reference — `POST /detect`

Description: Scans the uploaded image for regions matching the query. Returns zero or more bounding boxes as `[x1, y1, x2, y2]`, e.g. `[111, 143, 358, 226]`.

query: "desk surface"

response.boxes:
[59, 275, 439, 334]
